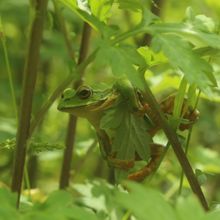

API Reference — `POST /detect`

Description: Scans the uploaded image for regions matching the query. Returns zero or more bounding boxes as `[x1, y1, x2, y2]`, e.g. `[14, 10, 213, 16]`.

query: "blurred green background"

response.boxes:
[0, 0, 220, 205]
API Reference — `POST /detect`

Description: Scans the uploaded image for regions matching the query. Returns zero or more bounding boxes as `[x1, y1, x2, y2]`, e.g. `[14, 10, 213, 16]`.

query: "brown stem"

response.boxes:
[141, 77, 209, 211]
[59, 22, 92, 189]
[139, 0, 164, 46]
[11, 0, 48, 207]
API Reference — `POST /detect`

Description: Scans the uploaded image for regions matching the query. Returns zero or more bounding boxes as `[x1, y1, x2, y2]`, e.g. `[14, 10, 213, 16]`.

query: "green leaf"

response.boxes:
[101, 101, 152, 161]
[89, 0, 113, 22]
[0, 189, 20, 220]
[201, 211, 220, 220]
[117, 0, 144, 11]
[151, 34, 217, 92]
[176, 195, 205, 220]
[115, 182, 177, 220]
[100, 94, 152, 181]
[65, 205, 99, 220]
[95, 41, 146, 89]
[59, 0, 107, 32]
[195, 169, 208, 186]
[185, 7, 216, 33]
[29, 190, 99, 220]
[45, 190, 73, 209]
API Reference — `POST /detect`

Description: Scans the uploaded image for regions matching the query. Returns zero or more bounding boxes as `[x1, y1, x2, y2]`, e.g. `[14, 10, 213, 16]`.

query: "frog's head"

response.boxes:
[58, 85, 116, 120]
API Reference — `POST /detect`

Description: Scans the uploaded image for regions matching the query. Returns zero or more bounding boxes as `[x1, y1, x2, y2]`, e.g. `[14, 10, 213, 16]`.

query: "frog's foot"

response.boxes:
[107, 156, 135, 170]
[179, 109, 200, 131]
[128, 143, 164, 182]
[133, 103, 151, 117]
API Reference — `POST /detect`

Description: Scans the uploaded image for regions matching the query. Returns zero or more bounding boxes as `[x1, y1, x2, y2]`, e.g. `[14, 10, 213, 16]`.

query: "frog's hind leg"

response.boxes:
[128, 143, 164, 181]
[107, 156, 135, 170]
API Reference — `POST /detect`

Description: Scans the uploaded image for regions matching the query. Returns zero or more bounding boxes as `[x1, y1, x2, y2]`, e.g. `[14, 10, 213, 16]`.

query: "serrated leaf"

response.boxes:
[185, 7, 216, 33]
[59, 0, 107, 32]
[100, 105, 124, 130]
[89, 0, 113, 22]
[95, 41, 146, 89]
[151, 34, 217, 92]
[101, 101, 152, 161]
[100, 96, 152, 181]
[150, 21, 220, 49]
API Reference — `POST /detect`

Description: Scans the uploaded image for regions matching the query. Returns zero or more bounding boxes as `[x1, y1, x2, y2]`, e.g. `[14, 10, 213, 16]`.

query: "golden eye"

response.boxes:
[77, 86, 92, 99]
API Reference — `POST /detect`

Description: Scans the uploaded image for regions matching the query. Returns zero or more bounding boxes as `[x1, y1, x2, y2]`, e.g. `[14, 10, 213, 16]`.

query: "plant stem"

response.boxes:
[140, 77, 209, 211]
[178, 90, 201, 195]
[11, 0, 48, 208]
[0, 18, 18, 122]
[59, 22, 92, 189]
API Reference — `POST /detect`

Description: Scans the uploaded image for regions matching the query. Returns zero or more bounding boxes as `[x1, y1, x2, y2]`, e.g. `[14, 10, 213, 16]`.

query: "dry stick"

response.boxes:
[141, 79, 209, 211]
[11, 0, 48, 207]
[59, 23, 92, 189]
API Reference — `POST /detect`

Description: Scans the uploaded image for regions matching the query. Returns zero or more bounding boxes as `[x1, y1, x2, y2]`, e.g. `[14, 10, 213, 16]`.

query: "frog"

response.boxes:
[57, 79, 199, 181]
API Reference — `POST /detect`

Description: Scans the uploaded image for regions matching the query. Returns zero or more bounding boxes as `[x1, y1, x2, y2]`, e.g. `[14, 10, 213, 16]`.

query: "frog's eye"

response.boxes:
[77, 86, 92, 99]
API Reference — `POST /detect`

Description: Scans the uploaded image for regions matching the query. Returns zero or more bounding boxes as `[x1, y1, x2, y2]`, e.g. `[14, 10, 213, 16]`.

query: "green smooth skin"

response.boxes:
[57, 79, 141, 130]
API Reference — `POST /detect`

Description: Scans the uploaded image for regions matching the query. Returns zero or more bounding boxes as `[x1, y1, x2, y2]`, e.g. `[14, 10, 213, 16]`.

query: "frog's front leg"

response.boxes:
[128, 143, 164, 181]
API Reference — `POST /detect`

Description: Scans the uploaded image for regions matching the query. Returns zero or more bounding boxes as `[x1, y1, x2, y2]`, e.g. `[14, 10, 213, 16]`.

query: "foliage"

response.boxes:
[1, 181, 220, 220]
[1, 0, 220, 219]
[100, 95, 152, 180]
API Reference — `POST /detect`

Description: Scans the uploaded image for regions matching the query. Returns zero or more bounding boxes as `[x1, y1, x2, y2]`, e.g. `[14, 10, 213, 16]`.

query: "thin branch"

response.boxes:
[0, 18, 18, 122]
[11, 0, 48, 208]
[178, 90, 201, 195]
[59, 22, 92, 189]
[140, 75, 209, 211]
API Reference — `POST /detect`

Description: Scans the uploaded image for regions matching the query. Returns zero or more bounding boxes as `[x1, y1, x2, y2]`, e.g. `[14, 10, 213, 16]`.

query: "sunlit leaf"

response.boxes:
[89, 0, 113, 22]
[115, 182, 177, 220]
[116, 0, 144, 11]
[176, 195, 205, 220]
[59, 0, 106, 32]
[151, 34, 217, 93]
[95, 40, 146, 89]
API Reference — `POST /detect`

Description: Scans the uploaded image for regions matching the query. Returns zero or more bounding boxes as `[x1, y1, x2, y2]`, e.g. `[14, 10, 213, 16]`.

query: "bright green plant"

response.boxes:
[1, 0, 220, 217]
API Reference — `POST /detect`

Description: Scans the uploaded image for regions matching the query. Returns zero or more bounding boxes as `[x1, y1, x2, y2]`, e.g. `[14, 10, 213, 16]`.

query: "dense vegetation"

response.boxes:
[1, 0, 220, 219]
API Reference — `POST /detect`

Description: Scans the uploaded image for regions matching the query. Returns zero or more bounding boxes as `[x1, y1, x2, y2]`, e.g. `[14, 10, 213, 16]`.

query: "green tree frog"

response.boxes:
[58, 79, 199, 181]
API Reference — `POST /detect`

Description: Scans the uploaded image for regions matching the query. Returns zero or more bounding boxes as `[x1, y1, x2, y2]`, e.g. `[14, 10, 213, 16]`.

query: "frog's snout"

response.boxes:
[57, 102, 63, 111]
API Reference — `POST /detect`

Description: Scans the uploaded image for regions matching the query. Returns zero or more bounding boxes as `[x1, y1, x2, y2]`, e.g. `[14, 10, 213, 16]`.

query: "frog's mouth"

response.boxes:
[58, 97, 115, 114]
[59, 92, 118, 111]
